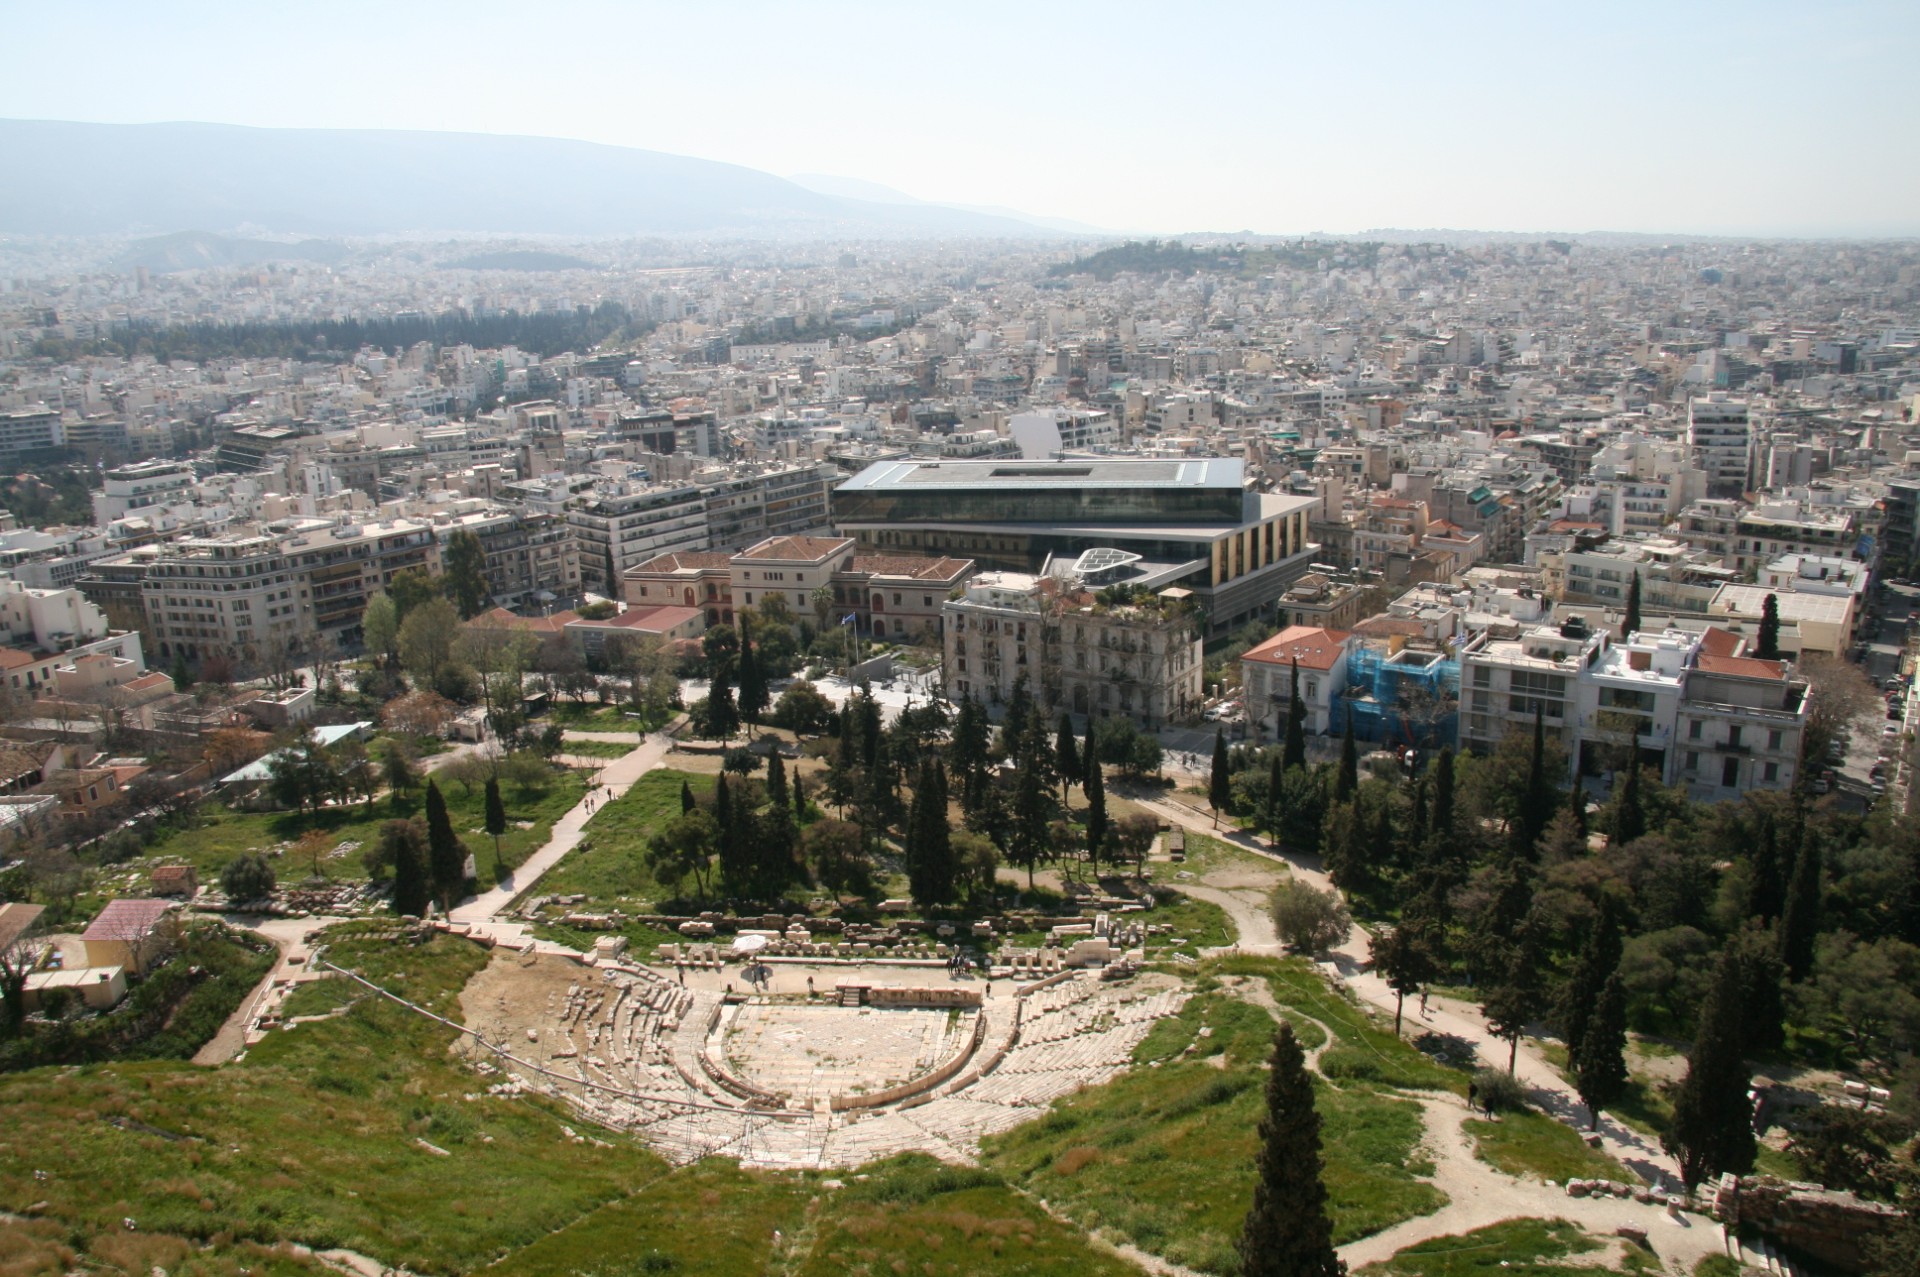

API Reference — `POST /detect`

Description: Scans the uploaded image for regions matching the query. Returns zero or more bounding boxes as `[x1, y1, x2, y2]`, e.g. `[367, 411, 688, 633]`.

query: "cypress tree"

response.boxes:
[170, 649, 193, 690]
[1515, 703, 1556, 857]
[1755, 593, 1781, 660]
[423, 780, 467, 910]
[715, 773, 751, 896]
[1663, 947, 1758, 1189]
[766, 750, 789, 813]
[1733, 920, 1787, 1056]
[1575, 972, 1629, 1130]
[907, 760, 955, 907]
[483, 776, 508, 876]
[1622, 569, 1642, 640]
[736, 627, 768, 733]
[1481, 910, 1548, 1073]
[951, 694, 991, 812]
[1010, 749, 1050, 891]
[1082, 717, 1101, 797]
[1236, 1022, 1343, 1277]
[1085, 754, 1108, 876]
[387, 819, 430, 918]
[681, 779, 696, 815]
[1610, 762, 1647, 847]
[1430, 746, 1456, 839]
[1335, 714, 1358, 803]
[1209, 730, 1232, 827]
[1283, 659, 1307, 772]
[1265, 751, 1285, 847]
[1558, 896, 1622, 1074]
[1778, 836, 1822, 981]
[1055, 713, 1082, 805]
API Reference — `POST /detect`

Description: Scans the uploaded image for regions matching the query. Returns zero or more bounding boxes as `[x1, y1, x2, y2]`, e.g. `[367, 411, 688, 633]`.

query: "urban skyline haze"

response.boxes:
[3, 0, 1915, 239]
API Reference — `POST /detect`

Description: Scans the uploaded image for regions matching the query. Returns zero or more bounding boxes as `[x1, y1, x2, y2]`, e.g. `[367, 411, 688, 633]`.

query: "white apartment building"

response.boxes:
[944, 571, 1203, 727]
[142, 534, 309, 668]
[91, 460, 197, 524]
[279, 518, 440, 650]
[1009, 408, 1120, 459]
[567, 481, 711, 596]
[1687, 394, 1752, 498]
[1459, 617, 1808, 800]
[698, 461, 833, 552]
[1240, 625, 1353, 737]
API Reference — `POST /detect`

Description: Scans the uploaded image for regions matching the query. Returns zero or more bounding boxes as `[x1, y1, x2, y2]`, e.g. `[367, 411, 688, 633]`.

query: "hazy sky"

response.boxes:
[5, 0, 1915, 237]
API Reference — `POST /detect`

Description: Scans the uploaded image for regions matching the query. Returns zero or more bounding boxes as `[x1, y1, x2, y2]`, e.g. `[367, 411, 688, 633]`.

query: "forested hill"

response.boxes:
[1049, 239, 1388, 280]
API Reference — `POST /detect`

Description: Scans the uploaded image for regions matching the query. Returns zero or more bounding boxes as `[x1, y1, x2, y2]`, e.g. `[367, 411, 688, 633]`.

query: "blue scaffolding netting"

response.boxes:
[1332, 643, 1461, 748]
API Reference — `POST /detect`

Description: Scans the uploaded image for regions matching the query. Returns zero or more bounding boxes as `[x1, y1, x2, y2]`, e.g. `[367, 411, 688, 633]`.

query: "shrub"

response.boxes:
[220, 852, 276, 902]
[1270, 878, 1351, 954]
[1470, 1067, 1529, 1113]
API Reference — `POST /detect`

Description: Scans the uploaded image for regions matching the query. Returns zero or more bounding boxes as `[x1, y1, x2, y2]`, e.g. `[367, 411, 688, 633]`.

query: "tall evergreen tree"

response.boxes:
[1085, 754, 1108, 875]
[1082, 718, 1101, 797]
[1732, 920, 1788, 1056]
[766, 750, 789, 813]
[385, 819, 430, 918]
[1236, 1022, 1344, 1277]
[1515, 704, 1556, 857]
[1053, 713, 1082, 805]
[1210, 731, 1232, 827]
[951, 694, 991, 812]
[1335, 715, 1358, 803]
[1283, 659, 1308, 772]
[1575, 972, 1630, 1130]
[1430, 746, 1456, 841]
[906, 760, 955, 907]
[1663, 947, 1758, 1189]
[170, 648, 193, 691]
[681, 778, 696, 815]
[715, 773, 751, 896]
[1558, 896, 1623, 1075]
[1371, 923, 1437, 1036]
[1009, 753, 1051, 891]
[1756, 593, 1782, 660]
[1005, 673, 1033, 747]
[442, 529, 492, 619]
[1778, 835, 1822, 981]
[1609, 761, 1647, 847]
[1265, 751, 1285, 847]
[423, 780, 467, 910]
[1481, 910, 1549, 1073]
[736, 627, 769, 734]
[1622, 569, 1642, 640]
[483, 777, 508, 877]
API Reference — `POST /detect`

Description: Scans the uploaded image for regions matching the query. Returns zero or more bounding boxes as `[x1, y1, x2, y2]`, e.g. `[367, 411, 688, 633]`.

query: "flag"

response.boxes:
[840, 614, 857, 626]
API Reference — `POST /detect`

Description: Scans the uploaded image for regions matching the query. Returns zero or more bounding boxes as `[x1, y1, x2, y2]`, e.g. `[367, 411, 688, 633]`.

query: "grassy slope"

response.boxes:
[536, 768, 712, 902]
[1464, 1113, 1629, 1182]
[983, 956, 1461, 1274]
[144, 768, 586, 892]
[1357, 1217, 1656, 1277]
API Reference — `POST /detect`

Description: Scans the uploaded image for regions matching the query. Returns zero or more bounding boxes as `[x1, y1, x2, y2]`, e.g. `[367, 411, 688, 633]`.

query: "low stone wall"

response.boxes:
[866, 986, 982, 1009]
[697, 1003, 789, 1109]
[831, 1009, 987, 1113]
[1714, 1174, 1906, 1274]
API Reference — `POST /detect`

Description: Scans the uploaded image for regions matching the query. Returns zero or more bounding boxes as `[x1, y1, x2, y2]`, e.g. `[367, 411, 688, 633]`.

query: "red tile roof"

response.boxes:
[735, 535, 853, 561]
[1695, 653, 1789, 680]
[1697, 626, 1743, 658]
[1242, 625, 1352, 671]
[628, 551, 733, 575]
[81, 898, 173, 943]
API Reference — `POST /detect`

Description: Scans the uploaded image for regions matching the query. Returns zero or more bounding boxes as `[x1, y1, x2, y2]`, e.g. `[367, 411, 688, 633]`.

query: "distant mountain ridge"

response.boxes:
[0, 119, 1083, 240]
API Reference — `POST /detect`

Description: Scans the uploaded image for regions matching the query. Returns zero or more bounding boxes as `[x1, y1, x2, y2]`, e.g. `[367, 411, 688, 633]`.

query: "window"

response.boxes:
[1686, 751, 1700, 771]
[1767, 729, 1782, 751]
[1688, 720, 1703, 740]
[1722, 756, 1740, 788]
[1727, 725, 1743, 749]
[1763, 762, 1779, 782]
[1473, 666, 1491, 687]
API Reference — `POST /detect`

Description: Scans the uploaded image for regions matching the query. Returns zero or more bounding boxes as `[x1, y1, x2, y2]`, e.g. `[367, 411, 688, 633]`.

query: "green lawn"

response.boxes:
[531, 918, 687, 961]
[535, 768, 711, 903]
[558, 736, 636, 759]
[1179, 831, 1287, 880]
[1357, 1218, 1657, 1277]
[142, 767, 586, 893]
[1464, 1111, 1628, 1182]
[1148, 889, 1236, 955]
[983, 956, 1456, 1274]
[547, 702, 661, 733]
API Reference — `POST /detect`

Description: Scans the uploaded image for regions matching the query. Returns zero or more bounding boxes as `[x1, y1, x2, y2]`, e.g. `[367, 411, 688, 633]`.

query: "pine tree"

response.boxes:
[1481, 911, 1548, 1073]
[951, 694, 991, 813]
[907, 760, 955, 907]
[1778, 836, 1822, 981]
[1576, 972, 1629, 1130]
[1558, 896, 1622, 1075]
[423, 780, 467, 910]
[1010, 750, 1051, 891]
[681, 779, 696, 815]
[483, 777, 508, 877]
[1082, 718, 1101, 797]
[1371, 924, 1437, 1036]
[1054, 713, 1082, 806]
[386, 819, 431, 918]
[1663, 947, 1758, 1189]
[1283, 659, 1307, 772]
[1756, 593, 1782, 660]
[1209, 730, 1232, 827]
[1428, 746, 1458, 863]
[1085, 754, 1108, 875]
[170, 649, 193, 690]
[1622, 569, 1642, 640]
[1236, 1022, 1344, 1277]
[766, 750, 789, 813]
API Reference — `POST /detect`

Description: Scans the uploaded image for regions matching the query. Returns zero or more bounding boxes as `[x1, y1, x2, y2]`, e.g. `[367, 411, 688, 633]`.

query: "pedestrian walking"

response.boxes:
[1467, 1079, 1479, 1112]
[1419, 989, 1430, 1018]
